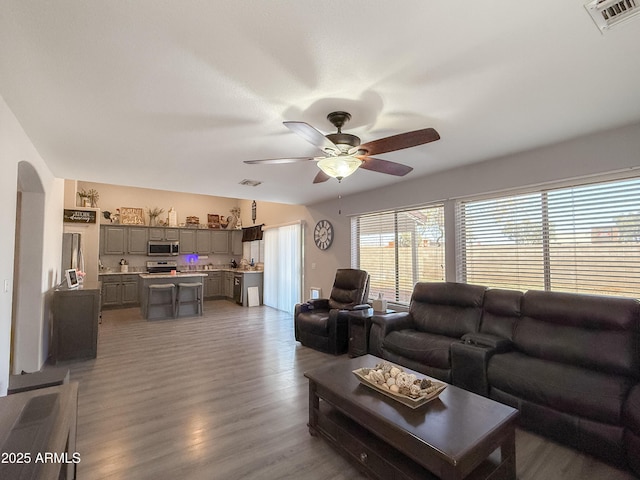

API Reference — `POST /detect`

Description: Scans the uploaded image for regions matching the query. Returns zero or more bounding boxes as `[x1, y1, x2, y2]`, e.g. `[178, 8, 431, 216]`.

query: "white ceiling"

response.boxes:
[2, 1, 640, 205]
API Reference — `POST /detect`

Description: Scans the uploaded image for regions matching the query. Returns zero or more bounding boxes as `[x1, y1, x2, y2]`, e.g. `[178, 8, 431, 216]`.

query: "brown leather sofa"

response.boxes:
[294, 269, 370, 355]
[624, 385, 640, 475]
[369, 282, 640, 475]
[368, 282, 486, 382]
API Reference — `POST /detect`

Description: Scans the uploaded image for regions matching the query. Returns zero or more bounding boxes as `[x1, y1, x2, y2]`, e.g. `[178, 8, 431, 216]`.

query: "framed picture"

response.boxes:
[208, 214, 221, 229]
[120, 207, 145, 225]
[65, 269, 79, 289]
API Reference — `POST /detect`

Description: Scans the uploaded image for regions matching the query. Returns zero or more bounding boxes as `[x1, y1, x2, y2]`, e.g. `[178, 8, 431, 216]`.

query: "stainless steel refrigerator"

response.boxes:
[62, 232, 85, 273]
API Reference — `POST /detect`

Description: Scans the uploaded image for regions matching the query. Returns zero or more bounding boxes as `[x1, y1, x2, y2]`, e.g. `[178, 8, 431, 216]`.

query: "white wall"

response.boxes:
[237, 198, 346, 301]
[75, 181, 241, 228]
[306, 121, 640, 294]
[0, 95, 64, 394]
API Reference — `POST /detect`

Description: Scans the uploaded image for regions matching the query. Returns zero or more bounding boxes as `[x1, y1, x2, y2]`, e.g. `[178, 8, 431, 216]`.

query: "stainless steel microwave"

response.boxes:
[147, 240, 179, 256]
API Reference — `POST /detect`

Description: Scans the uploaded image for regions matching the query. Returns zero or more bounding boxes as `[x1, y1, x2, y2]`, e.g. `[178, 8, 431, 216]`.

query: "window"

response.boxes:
[457, 177, 640, 297]
[352, 205, 445, 304]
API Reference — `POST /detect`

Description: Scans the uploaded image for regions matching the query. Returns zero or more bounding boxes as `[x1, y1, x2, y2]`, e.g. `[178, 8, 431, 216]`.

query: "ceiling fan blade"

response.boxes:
[244, 157, 316, 165]
[358, 128, 440, 156]
[357, 156, 414, 176]
[283, 121, 340, 155]
[313, 170, 331, 184]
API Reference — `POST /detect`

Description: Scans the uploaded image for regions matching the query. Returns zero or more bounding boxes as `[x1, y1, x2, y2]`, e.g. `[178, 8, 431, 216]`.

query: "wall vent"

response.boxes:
[585, 0, 640, 32]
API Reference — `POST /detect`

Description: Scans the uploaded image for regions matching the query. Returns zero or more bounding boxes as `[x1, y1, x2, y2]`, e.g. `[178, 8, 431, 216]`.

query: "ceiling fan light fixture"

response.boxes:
[317, 156, 362, 182]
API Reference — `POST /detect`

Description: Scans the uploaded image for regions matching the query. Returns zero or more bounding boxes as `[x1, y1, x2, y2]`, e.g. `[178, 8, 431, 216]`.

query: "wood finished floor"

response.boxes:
[64, 301, 636, 480]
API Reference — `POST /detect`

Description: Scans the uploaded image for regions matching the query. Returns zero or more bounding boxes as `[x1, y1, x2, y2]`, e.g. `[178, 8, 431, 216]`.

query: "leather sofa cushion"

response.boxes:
[624, 384, 640, 433]
[515, 317, 637, 377]
[488, 352, 634, 424]
[480, 289, 522, 339]
[383, 330, 453, 370]
[522, 290, 640, 330]
[516, 290, 640, 377]
[409, 282, 486, 338]
[295, 311, 329, 336]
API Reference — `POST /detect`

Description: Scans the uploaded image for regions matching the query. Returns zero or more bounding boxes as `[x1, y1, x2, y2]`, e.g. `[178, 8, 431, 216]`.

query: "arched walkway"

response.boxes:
[12, 161, 46, 373]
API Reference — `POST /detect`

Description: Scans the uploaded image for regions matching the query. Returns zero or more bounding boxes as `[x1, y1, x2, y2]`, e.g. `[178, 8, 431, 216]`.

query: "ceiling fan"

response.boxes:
[244, 111, 440, 183]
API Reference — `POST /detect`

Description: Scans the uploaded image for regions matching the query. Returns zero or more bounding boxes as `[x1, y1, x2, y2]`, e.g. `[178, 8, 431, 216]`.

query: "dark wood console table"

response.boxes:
[305, 355, 518, 480]
[52, 282, 101, 363]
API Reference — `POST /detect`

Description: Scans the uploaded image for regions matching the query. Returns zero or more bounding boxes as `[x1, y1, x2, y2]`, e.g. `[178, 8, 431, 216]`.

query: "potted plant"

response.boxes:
[146, 207, 165, 227]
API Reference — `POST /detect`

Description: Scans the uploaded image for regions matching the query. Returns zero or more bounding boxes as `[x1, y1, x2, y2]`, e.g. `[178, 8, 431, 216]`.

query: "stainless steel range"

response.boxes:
[146, 260, 178, 274]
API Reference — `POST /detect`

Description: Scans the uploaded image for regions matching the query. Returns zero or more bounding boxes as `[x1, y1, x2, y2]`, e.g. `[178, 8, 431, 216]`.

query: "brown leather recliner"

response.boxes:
[294, 269, 370, 355]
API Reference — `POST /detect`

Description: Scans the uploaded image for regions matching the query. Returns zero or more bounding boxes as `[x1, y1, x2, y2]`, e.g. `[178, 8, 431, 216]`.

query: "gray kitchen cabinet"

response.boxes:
[100, 274, 139, 308]
[165, 228, 179, 241]
[149, 227, 179, 241]
[179, 229, 196, 253]
[212, 231, 229, 253]
[205, 271, 222, 298]
[121, 274, 140, 304]
[224, 271, 234, 298]
[196, 230, 211, 254]
[101, 280, 121, 306]
[128, 227, 148, 254]
[102, 226, 126, 255]
[148, 227, 163, 241]
[52, 283, 100, 363]
[99, 225, 105, 256]
[231, 230, 242, 255]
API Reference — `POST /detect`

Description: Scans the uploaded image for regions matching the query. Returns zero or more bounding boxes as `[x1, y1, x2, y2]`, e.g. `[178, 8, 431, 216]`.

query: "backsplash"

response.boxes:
[100, 253, 241, 272]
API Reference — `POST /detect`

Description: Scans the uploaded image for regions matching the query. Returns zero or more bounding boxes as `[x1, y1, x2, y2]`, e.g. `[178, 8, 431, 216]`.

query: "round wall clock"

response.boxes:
[314, 220, 334, 250]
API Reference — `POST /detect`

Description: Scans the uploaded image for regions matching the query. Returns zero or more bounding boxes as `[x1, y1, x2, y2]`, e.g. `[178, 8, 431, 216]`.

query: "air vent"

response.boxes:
[239, 179, 262, 187]
[585, 0, 640, 32]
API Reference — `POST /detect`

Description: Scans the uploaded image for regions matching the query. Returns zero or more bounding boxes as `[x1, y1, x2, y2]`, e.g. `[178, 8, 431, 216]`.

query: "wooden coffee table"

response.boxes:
[305, 355, 518, 480]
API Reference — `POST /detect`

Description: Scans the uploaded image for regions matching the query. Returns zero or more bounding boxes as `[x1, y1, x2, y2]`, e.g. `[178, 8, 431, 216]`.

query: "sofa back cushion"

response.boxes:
[409, 282, 486, 338]
[480, 289, 522, 340]
[516, 290, 640, 377]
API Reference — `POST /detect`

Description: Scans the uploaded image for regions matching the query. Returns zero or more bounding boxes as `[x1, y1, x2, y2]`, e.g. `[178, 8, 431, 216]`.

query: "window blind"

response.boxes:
[263, 223, 302, 313]
[352, 205, 445, 304]
[457, 177, 640, 297]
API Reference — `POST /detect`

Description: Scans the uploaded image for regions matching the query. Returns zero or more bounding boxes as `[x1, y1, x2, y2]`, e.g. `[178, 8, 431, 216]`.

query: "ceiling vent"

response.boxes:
[239, 179, 262, 187]
[585, 0, 640, 32]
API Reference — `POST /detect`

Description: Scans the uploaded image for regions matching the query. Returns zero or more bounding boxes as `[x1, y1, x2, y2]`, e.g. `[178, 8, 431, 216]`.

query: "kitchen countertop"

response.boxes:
[100, 268, 263, 276]
[138, 273, 208, 279]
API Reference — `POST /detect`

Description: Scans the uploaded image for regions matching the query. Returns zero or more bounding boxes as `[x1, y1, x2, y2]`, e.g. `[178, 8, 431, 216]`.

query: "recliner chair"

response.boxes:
[294, 269, 370, 354]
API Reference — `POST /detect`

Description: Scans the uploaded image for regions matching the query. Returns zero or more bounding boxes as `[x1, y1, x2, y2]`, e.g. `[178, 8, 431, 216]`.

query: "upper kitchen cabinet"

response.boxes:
[179, 229, 195, 253]
[196, 230, 211, 254]
[101, 225, 241, 256]
[101, 225, 147, 255]
[102, 226, 126, 255]
[128, 227, 148, 255]
[231, 230, 242, 256]
[180, 229, 211, 254]
[148, 227, 179, 242]
[211, 231, 229, 254]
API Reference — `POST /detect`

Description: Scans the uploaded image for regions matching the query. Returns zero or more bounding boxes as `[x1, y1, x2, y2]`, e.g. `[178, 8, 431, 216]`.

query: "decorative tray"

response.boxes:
[353, 361, 446, 409]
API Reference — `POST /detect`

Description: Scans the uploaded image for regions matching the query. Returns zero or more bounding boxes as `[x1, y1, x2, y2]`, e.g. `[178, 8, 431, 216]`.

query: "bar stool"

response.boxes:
[147, 283, 176, 319]
[176, 282, 203, 317]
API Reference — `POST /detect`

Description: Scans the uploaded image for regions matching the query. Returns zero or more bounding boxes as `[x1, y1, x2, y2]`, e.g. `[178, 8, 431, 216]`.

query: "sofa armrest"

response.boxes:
[307, 298, 330, 310]
[461, 332, 512, 353]
[369, 312, 414, 357]
[371, 311, 414, 334]
[351, 303, 372, 310]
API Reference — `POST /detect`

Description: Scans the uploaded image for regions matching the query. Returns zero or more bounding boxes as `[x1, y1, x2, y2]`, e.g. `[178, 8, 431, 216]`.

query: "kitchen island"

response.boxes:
[139, 273, 207, 319]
